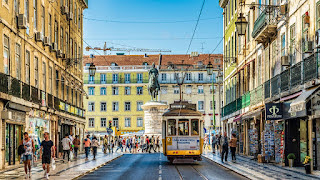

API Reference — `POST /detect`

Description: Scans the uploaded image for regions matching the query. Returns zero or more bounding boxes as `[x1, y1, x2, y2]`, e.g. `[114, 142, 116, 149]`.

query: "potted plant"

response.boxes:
[287, 153, 296, 168]
[303, 156, 311, 174]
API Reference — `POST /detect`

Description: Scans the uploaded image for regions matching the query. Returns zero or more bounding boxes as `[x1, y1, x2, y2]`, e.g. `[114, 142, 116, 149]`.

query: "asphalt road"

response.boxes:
[80, 153, 248, 180]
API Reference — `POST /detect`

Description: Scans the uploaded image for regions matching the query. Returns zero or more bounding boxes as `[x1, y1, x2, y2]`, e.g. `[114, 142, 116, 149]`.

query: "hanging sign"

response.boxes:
[265, 103, 283, 120]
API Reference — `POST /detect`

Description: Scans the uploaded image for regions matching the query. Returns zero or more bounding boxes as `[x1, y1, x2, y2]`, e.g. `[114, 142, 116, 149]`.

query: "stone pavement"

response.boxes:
[0, 150, 122, 180]
[203, 152, 320, 180]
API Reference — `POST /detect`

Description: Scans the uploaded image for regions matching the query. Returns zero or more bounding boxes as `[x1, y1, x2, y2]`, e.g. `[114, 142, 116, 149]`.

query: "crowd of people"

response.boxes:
[204, 132, 238, 163]
[18, 132, 162, 179]
[104, 135, 161, 154]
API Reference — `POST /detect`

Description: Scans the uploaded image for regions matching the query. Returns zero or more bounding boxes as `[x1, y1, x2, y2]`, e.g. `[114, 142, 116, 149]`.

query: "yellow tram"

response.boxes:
[162, 101, 204, 163]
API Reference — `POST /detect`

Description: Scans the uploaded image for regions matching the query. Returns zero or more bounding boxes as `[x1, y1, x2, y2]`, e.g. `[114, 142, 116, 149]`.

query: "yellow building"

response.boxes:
[0, 0, 88, 169]
[83, 55, 152, 135]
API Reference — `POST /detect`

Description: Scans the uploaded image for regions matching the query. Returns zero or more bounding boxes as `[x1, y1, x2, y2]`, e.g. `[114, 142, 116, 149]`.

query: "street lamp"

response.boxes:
[235, 13, 248, 36]
[89, 54, 96, 76]
[206, 61, 213, 75]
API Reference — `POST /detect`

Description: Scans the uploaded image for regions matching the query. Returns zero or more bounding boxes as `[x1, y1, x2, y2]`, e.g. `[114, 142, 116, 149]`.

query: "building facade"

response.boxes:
[0, 0, 87, 169]
[83, 54, 223, 136]
[220, 0, 320, 172]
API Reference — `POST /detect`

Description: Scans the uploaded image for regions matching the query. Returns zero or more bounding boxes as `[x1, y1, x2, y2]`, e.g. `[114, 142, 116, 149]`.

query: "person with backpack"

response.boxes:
[40, 132, 55, 179]
[21, 132, 35, 179]
[229, 133, 237, 162]
[221, 132, 229, 163]
[149, 136, 154, 153]
[72, 135, 80, 159]
[91, 136, 100, 160]
[83, 135, 91, 160]
[154, 136, 160, 152]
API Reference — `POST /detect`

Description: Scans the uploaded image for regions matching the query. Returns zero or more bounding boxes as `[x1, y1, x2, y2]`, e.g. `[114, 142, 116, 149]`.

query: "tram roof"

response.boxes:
[163, 108, 202, 117]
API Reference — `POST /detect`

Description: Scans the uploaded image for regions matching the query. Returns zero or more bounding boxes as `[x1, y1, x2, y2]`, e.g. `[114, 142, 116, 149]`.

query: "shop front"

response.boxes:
[4, 108, 27, 166]
[28, 110, 51, 158]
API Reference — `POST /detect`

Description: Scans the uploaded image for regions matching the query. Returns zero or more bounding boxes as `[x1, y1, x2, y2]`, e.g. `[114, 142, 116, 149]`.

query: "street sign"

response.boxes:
[107, 128, 113, 135]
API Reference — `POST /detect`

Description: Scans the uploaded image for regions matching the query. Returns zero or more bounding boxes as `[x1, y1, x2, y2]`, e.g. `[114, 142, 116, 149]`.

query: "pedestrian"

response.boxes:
[211, 133, 216, 154]
[217, 133, 221, 155]
[115, 137, 123, 152]
[73, 135, 80, 159]
[122, 137, 126, 152]
[221, 132, 229, 163]
[21, 132, 35, 179]
[83, 135, 91, 160]
[149, 136, 154, 153]
[103, 135, 108, 154]
[125, 137, 131, 153]
[40, 132, 55, 179]
[61, 134, 72, 162]
[229, 133, 237, 162]
[91, 136, 100, 160]
[110, 139, 114, 153]
[154, 136, 160, 152]
[146, 136, 150, 153]
[132, 135, 136, 153]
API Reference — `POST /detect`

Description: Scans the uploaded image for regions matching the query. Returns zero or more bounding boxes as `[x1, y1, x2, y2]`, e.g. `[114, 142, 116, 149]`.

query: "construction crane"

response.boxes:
[85, 42, 171, 54]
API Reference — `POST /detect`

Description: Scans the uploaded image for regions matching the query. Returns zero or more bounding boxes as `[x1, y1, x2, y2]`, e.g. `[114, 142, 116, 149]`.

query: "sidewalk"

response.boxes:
[203, 152, 320, 180]
[0, 150, 122, 180]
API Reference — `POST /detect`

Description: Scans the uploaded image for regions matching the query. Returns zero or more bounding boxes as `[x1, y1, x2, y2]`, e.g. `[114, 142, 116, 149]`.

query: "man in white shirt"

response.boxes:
[61, 134, 71, 162]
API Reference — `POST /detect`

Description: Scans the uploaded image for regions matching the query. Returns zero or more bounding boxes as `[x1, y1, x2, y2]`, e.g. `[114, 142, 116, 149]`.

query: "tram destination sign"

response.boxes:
[170, 103, 196, 111]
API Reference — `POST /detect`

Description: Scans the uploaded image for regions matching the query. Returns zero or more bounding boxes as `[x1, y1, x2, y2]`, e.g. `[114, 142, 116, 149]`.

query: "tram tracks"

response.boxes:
[174, 165, 209, 180]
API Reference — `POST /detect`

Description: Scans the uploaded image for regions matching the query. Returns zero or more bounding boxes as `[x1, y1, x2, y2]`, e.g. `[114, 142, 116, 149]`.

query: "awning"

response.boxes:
[289, 86, 320, 113]
[233, 114, 242, 122]
[227, 117, 235, 123]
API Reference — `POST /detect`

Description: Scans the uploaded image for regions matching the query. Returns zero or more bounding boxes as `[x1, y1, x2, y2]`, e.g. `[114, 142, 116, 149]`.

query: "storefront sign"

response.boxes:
[41, 91, 46, 107]
[59, 102, 65, 111]
[265, 103, 283, 120]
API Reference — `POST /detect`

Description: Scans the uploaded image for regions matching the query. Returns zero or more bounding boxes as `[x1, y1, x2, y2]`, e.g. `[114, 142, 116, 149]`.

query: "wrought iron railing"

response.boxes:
[48, 94, 53, 108]
[290, 62, 302, 87]
[22, 82, 30, 101]
[303, 55, 317, 82]
[271, 75, 280, 96]
[10, 77, 21, 98]
[264, 80, 270, 99]
[84, 78, 149, 84]
[31, 86, 40, 104]
[252, 8, 277, 38]
[0, 73, 9, 94]
[280, 69, 290, 92]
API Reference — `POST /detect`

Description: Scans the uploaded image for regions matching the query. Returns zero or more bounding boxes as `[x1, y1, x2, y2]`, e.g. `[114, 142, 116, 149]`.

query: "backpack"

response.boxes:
[18, 145, 25, 155]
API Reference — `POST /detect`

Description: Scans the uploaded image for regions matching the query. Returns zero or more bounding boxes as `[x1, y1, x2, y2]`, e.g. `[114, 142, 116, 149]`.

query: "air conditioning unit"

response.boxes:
[315, 29, 320, 48]
[67, 12, 73, 21]
[280, 4, 288, 15]
[56, 50, 63, 58]
[61, 6, 68, 15]
[18, 14, 27, 29]
[43, 37, 50, 46]
[304, 41, 313, 53]
[51, 43, 58, 52]
[35, 32, 43, 42]
[281, 56, 289, 66]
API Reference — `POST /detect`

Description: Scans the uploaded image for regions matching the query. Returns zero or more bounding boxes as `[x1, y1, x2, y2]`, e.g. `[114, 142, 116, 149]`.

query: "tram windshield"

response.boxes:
[178, 119, 189, 136]
[168, 119, 176, 136]
[191, 119, 199, 135]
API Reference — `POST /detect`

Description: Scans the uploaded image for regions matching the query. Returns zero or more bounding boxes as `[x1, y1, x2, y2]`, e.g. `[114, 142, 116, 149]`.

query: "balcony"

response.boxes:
[48, 94, 53, 108]
[252, 8, 277, 44]
[22, 82, 30, 101]
[84, 65, 151, 71]
[280, 69, 290, 92]
[290, 62, 302, 87]
[271, 75, 280, 96]
[264, 80, 270, 99]
[303, 55, 317, 82]
[84, 78, 149, 84]
[242, 92, 250, 108]
[251, 84, 264, 106]
[31, 86, 40, 104]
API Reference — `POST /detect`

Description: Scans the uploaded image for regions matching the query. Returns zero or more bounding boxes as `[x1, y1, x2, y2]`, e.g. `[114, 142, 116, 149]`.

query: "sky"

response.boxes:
[83, 0, 223, 56]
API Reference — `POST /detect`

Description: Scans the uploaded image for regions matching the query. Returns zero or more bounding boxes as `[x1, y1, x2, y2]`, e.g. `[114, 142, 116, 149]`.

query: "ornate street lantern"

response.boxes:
[206, 61, 213, 75]
[88, 63, 96, 76]
[235, 13, 248, 36]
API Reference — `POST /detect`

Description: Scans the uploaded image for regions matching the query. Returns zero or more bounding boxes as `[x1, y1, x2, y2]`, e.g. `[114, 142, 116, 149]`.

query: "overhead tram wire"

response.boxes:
[186, 0, 206, 54]
[83, 17, 221, 24]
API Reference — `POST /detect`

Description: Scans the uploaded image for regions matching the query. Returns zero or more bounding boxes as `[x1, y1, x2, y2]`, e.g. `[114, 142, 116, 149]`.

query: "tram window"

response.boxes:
[167, 119, 176, 136]
[191, 119, 199, 135]
[178, 119, 189, 136]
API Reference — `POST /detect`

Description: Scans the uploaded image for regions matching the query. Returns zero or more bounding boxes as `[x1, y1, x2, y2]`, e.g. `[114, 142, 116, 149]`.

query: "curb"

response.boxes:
[202, 155, 253, 180]
[72, 154, 123, 180]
